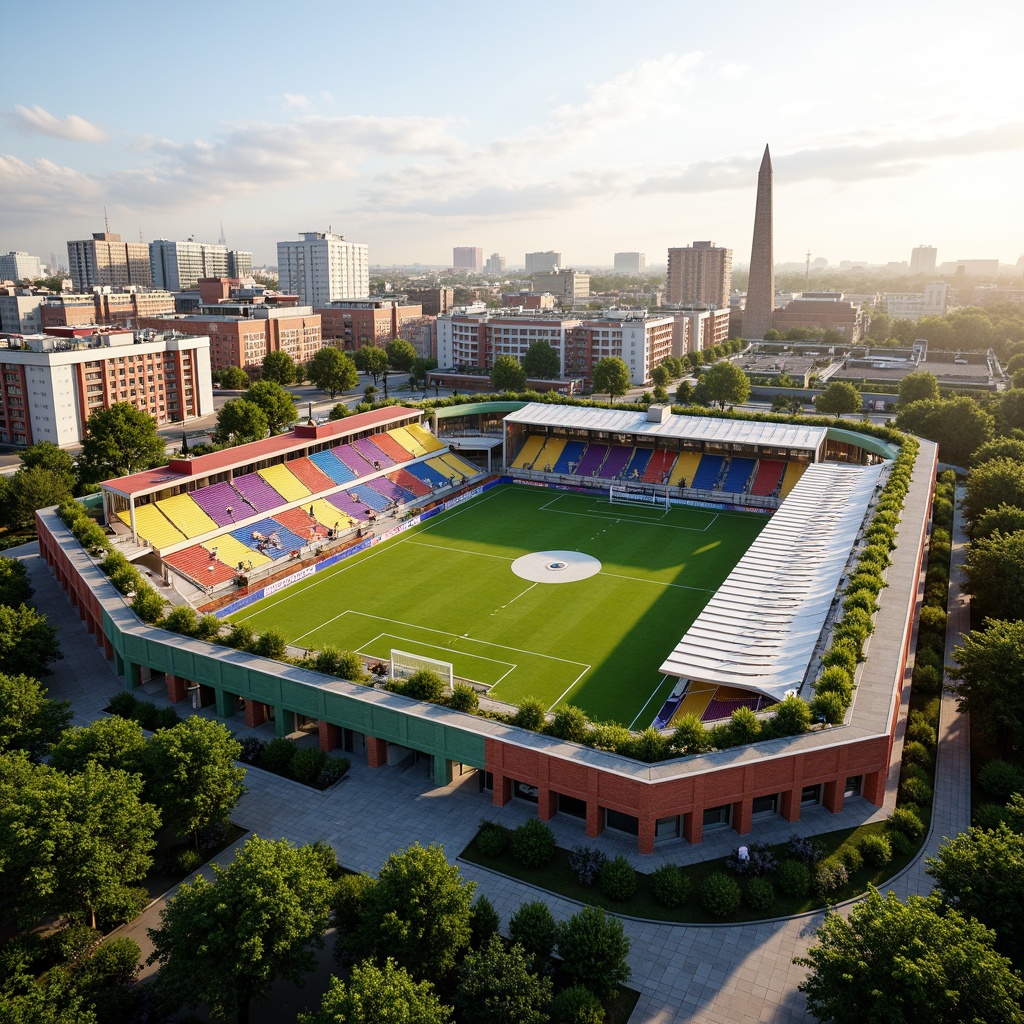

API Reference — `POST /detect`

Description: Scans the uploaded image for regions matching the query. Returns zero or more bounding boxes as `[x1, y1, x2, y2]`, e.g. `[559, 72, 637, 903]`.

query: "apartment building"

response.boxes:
[453, 247, 483, 272]
[525, 251, 561, 275]
[40, 288, 176, 330]
[318, 298, 425, 349]
[0, 290, 46, 334]
[566, 311, 674, 385]
[67, 233, 152, 292]
[531, 269, 589, 303]
[277, 231, 369, 306]
[0, 252, 43, 282]
[666, 242, 732, 308]
[613, 252, 646, 275]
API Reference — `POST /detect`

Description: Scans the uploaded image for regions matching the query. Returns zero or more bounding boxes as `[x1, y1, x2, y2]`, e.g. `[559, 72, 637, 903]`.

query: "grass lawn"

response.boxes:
[230, 485, 766, 726]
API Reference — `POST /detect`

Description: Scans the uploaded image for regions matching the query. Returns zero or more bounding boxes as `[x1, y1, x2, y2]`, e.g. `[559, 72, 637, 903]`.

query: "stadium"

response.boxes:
[37, 401, 935, 854]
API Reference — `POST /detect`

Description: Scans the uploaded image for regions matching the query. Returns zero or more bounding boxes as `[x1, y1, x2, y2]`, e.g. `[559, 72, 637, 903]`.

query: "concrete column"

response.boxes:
[537, 787, 557, 822]
[862, 769, 885, 806]
[319, 721, 342, 753]
[366, 736, 388, 768]
[244, 699, 268, 728]
[215, 688, 235, 718]
[113, 651, 125, 677]
[492, 773, 512, 806]
[822, 778, 844, 814]
[166, 675, 188, 703]
[585, 800, 604, 840]
[274, 708, 296, 738]
[637, 816, 656, 856]
[780, 787, 801, 823]
[732, 799, 752, 836]
[682, 810, 703, 845]
[433, 756, 453, 788]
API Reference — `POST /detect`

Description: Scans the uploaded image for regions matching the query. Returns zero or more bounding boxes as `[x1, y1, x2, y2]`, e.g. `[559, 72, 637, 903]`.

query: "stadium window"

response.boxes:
[702, 804, 732, 831]
[605, 808, 639, 836]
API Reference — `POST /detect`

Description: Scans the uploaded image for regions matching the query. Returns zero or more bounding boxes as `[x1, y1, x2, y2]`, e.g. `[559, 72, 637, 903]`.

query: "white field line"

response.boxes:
[597, 569, 718, 593]
[629, 675, 673, 730]
[546, 663, 594, 713]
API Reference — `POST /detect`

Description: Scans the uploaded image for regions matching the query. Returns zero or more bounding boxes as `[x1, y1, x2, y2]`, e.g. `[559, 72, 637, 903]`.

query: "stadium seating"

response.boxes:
[285, 457, 337, 495]
[366, 477, 413, 504]
[574, 443, 608, 477]
[307, 497, 354, 531]
[387, 468, 431, 498]
[116, 503, 186, 549]
[389, 426, 427, 457]
[670, 682, 716, 725]
[232, 471, 286, 513]
[445, 452, 480, 477]
[204, 534, 272, 571]
[643, 449, 677, 484]
[668, 452, 702, 487]
[367, 431, 411, 464]
[351, 436, 395, 469]
[618, 448, 651, 479]
[721, 457, 756, 494]
[552, 440, 586, 474]
[703, 694, 767, 722]
[326, 491, 371, 521]
[157, 493, 218, 539]
[405, 461, 450, 489]
[334, 444, 374, 478]
[258, 464, 311, 503]
[190, 481, 245, 527]
[406, 423, 446, 453]
[348, 485, 391, 512]
[532, 436, 566, 471]
[780, 462, 806, 498]
[749, 459, 787, 497]
[163, 545, 238, 588]
[602, 445, 633, 479]
[511, 435, 545, 469]
[273, 507, 326, 542]
[690, 455, 725, 491]
[231, 518, 306, 560]
[309, 450, 358, 485]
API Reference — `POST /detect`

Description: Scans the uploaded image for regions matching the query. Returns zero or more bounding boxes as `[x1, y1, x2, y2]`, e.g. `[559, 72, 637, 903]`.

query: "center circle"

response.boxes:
[511, 550, 602, 584]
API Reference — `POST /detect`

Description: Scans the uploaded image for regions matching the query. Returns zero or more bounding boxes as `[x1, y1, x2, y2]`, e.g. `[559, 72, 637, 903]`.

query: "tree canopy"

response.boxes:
[261, 350, 296, 385]
[591, 357, 631, 403]
[1, 465, 75, 530]
[386, 338, 418, 373]
[308, 347, 359, 399]
[694, 361, 751, 410]
[490, 355, 527, 392]
[974, 503, 1024, 540]
[49, 714, 147, 775]
[213, 399, 269, 447]
[963, 456, 1024, 526]
[972, 437, 1024, 468]
[78, 403, 166, 484]
[0, 556, 33, 607]
[453, 934, 552, 1024]
[814, 380, 861, 418]
[555, 905, 631, 999]
[521, 340, 560, 379]
[963, 529, 1024, 620]
[219, 364, 251, 390]
[0, 671, 71, 760]
[896, 396, 994, 469]
[0, 603, 62, 678]
[897, 370, 940, 406]
[796, 888, 1024, 1024]
[149, 835, 334, 1024]
[242, 380, 297, 433]
[353, 345, 389, 385]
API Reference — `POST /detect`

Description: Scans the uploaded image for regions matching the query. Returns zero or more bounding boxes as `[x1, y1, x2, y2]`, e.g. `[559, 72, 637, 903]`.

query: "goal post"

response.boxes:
[608, 484, 670, 510]
[390, 649, 454, 688]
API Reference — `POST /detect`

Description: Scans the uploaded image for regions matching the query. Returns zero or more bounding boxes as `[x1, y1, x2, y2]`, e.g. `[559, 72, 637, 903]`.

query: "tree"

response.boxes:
[0, 671, 71, 760]
[3, 466, 75, 529]
[242, 380, 297, 433]
[299, 959, 451, 1024]
[928, 824, 1024, 967]
[344, 843, 474, 984]
[328, 403, 349, 421]
[142, 716, 246, 845]
[220, 364, 251, 390]
[19, 441, 77, 485]
[521, 340, 560, 379]
[49, 714, 147, 775]
[386, 338, 418, 373]
[963, 456, 1024, 525]
[997, 389, 1024, 432]
[508, 900, 557, 972]
[149, 836, 333, 1024]
[0, 603, 61, 677]
[975, 503, 1024, 540]
[650, 364, 671, 388]
[353, 345, 389, 385]
[963, 530, 1024, 619]
[972, 437, 1024, 468]
[410, 356, 438, 387]
[490, 355, 527, 392]
[674, 379, 695, 404]
[591, 357, 631, 403]
[694, 360, 751, 411]
[213, 399, 269, 446]
[555, 905, 631, 999]
[78, 403, 166, 484]
[308, 347, 359, 399]
[453, 934, 552, 1024]
[949, 618, 1024, 755]
[0, 556, 33, 607]
[796, 888, 1024, 1024]
[896, 396, 994, 469]
[814, 380, 861, 418]
[898, 370, 940, 406]
[261, 350, 296, 385]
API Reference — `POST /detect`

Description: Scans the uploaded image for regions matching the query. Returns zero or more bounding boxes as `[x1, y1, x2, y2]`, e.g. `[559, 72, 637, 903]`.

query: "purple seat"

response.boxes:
[574, 444, 608, 476]
[326, 490, 370, 521]
[232, 472, 285, 513]
[366, 477, 413, 503]
[191, 481, 244, 526]
[352, 436, 395, 469]
[334, 444, 374, 478]
[600, 445, 631, 479]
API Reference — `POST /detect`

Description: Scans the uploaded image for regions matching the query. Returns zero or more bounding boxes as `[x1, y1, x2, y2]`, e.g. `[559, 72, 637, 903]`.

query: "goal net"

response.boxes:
[608, 484, 670, 510]
[390, 649, 454, 688]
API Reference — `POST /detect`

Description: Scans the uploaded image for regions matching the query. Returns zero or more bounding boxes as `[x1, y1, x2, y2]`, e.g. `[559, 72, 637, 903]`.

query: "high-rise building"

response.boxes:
[0, 251, 43, 282]
[150, 239, 232, 292]
[485, 253, 506, 275]
[613, 252, 646, 275]
[525, 251, 562, 275]
[277, 231, 369, 307]
[531, 269, 589, 303]
[66, 232, 152, 292]
[743, 145, 775, 339]
[40, 287, 175, 330]
[404, 287, 454, 317]
[666, 242, 732, 308]
[227, 250, 253, 280]
[452, 247, 483, 272]
[910, 245, 937, 276]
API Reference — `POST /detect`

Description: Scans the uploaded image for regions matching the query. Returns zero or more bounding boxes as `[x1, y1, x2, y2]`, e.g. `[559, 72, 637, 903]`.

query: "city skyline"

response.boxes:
[2, 0, 1022, 271]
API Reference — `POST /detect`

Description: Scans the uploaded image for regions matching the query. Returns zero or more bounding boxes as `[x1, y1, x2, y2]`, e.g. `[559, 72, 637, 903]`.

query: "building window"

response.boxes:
[752, 794, 779, 819]
[512, 780, 538, 804]
[801, 784, 821, 806]
[604, 809, 639, 836]
[844, 776, 862, 798]
[703, 804, 732, 831]
[655, 815, 680, 839]
[557, 793, 586, 819]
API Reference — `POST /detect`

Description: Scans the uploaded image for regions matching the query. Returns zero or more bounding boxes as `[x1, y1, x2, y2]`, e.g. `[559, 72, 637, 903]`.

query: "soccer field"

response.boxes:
[229, 485, 767, 727]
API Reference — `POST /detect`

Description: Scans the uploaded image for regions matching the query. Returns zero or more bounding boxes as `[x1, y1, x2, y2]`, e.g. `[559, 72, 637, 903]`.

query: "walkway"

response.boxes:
[15, 494, 972, 1023]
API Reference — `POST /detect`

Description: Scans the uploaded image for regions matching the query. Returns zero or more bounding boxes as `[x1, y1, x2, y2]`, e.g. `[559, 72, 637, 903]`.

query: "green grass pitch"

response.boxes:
[229, 485, 766, 727]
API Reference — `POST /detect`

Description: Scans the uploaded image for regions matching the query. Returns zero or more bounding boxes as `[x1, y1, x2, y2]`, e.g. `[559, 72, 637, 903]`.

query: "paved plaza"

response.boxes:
[16, 495, 971, 1023]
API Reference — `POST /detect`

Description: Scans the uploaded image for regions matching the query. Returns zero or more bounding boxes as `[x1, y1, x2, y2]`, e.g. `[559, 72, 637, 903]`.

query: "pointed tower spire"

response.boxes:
[218, 220, 227, 246]
[744, 145, 775, 340]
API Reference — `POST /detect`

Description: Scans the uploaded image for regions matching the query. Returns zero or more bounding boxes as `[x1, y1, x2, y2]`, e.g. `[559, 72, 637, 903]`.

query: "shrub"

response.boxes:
[978, 759, 1024, 802]
[700, 872, 742, 917]
[769, 695, 812, 737]
[511, 818, 556, 869]
[319, 756, 349, 786]
[897, 775, 929, 805]
[776, 859, 810, 898]
[821, 643, 859, 674]
[859, 833, 892, 867]
[155, 706, 180, 730]
[906, 714, 937, 748]
[550, 985, 604, 1024]
[396, 669, 446, 702]
[815, 667, 853, 698]
[902, 762, 929, 785]
[108, 565, 140, 594]
[238, 735, 266, 765]
[469, 895, 500, 950]
[511, 696, 546, 731]
[547, 705, 590, 743]
[843, 591, 878, 616]
[902, 740, 931, 767]
[670, 713, 712, 755]
[918, 604, 947, 635]
[744, 876, 775, 913]
[887, 806, 925, 844]
[839, 845, 864, 873]
[131, 583, 165, 623]
[291, 746, 327, 785]
[650, 864, 691, 907]
[586, 721, 632, 752]
[568, 844, 607, 886]
[133, 700, 159, 731]
[624, 726, 670, 762]
[446, 683, 480, 713]
[599, 855, 638, 902]
[194, 613, 222, 641]
[508, 900, 557, 972]
[726, 842, 777, 877]
[785, 835, 823, 867]
[252, 628, 288, 660]
[476, 822, 512, 858]
[813, 858, 849, 900]
[259, 736, 297, 776]
[162, 605, 198, 636]
[108, 691, 139, 718]
[166, 846, 205, 878]
[225, 621, 255, 650]
[728, 706, 761, 745]
[810, 691, 847, 725]
[973, 802, 1010, 831]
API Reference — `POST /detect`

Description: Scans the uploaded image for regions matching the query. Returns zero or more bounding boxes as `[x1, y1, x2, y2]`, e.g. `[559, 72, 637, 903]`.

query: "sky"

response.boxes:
[2, 0, 1023, 272]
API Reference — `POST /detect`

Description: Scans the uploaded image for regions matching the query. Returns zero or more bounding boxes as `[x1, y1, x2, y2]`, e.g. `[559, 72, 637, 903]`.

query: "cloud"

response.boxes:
[9, 105, 108, 142]
[282, 93, 311, 109]
[0, 154, 102, 222]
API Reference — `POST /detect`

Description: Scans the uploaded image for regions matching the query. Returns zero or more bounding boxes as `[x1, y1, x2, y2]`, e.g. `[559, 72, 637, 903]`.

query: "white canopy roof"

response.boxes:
[504, 404, 827, 456]
[659, 462, 884, 701]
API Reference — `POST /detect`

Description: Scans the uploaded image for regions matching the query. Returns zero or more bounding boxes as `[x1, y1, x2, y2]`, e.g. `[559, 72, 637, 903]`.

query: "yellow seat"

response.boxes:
[308, 498, 354, 529]
[669, 682, 717, 726]
[204, 535, 272, 570]
[780, 462, 806, 498]
[117, 504, 186, 549]
[535, 437, 566, 469]
[389, 426, 426, 457]
[668, 452, 702, 487]
[512, 435, 545, 469]
[439, 453, 478, 478]
[406, 423, 445, 453]
[157, 493, 218, 539]
[258, 464, 311, 502]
